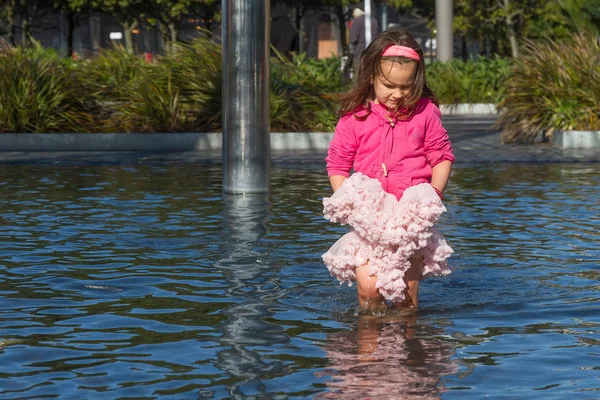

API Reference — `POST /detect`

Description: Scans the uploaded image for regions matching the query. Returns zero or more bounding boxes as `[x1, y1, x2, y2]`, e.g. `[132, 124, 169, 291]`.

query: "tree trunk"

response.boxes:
[7, 2, 16, 46]
[335, 5, 348, 55]
[479, 32, 486, 56]
[123, 21, 138, 54]
[491, 35, 498, 56]
[66, 11, 74, 57]
[507, 25, 518, 57]
[21, 17, 31, 48]
[296, 5, 304, 53]
[169, 22, 177, 46]
[504, 0, 519, 58]
[159, 22, 178, 54]
[161, 33, 171, 54]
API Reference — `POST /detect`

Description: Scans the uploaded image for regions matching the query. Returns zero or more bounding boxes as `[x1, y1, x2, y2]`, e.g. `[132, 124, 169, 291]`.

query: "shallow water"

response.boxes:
[0, 163, 598, 399]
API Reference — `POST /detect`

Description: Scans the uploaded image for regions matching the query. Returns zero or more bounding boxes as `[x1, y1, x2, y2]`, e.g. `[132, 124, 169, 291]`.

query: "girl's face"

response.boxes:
[372, 60, 417, 109]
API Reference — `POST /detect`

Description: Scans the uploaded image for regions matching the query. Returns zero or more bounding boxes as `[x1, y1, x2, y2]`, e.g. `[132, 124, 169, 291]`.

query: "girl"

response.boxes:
[322, 30, 454, 310]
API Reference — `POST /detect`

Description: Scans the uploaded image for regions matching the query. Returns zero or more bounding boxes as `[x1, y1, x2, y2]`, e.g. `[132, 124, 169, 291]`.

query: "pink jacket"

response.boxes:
[326, 98, 455, 199]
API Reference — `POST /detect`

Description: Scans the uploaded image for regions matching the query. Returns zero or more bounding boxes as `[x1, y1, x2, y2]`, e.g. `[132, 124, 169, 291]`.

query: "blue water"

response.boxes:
[0, 163, 598, 399]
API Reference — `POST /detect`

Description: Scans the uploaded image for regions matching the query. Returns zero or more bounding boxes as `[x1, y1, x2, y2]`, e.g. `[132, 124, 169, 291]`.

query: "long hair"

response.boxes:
[339, 30, 438, 120]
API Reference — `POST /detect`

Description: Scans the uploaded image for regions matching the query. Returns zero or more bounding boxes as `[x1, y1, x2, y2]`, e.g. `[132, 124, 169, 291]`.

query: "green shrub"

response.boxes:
[75, 37, 337, 132]
[164, 37, 223, 131]
[427, 57, 513, 104]
[271, 51, 339, 132]
[497, 34, 600, 143]
[115, 39, 221, 132]
[273, 51, 346, 93]
[0, 44, 94, 133]
[76, 46, 145, 101]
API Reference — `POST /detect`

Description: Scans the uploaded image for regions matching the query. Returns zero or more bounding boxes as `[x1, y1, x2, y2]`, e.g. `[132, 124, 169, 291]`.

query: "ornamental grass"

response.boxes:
[0, 43, 94, 133]
[427, 56, 512, 105]
[497, 33, 600, 143]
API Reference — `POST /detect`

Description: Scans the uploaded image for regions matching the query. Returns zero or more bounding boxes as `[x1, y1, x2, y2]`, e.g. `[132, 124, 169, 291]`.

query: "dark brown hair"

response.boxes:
[339, 30, 438, 120]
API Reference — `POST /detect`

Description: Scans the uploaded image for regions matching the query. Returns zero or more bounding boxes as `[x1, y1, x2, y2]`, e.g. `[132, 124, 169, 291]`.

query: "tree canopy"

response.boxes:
[1, 0, 597, 57]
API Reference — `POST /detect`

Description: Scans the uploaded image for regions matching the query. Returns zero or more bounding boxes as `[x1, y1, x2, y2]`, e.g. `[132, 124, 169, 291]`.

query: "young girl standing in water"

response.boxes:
[323, 30, 455, 310]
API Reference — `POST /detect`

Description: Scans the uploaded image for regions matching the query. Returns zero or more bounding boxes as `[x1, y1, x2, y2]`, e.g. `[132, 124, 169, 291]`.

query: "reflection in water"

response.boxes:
[317, 313, 457, 399]
[215, 194, 289, 398]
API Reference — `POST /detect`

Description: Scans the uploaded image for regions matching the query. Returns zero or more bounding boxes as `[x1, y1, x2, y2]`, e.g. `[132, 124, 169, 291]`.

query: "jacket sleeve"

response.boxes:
[424, 104, 455, 167]
[325, 116, 357, 177]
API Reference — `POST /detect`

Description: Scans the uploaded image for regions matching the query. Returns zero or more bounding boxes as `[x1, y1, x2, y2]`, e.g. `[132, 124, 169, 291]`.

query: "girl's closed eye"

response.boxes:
[384, 83, 412, 90]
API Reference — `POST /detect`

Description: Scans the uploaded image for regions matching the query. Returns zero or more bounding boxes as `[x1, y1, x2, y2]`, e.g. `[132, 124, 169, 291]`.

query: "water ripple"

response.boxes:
[0, 163, 598, 398]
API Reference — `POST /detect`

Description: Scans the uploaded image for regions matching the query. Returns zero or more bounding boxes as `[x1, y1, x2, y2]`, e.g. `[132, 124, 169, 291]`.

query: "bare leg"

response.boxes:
[393, 256, 423, 309]
[357, 315, 382, 362]
[356, 261, 387, 310]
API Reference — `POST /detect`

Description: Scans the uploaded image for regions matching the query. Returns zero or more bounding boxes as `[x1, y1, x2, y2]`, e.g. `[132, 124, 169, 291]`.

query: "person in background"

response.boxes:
[349, 6, 379, 58]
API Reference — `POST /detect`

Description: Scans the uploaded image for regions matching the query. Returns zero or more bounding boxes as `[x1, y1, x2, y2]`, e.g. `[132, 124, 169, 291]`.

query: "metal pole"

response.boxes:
[435, 0, 453, 62]
[381, 3, 388, 32]
[222, 0, 270, 194]
[365, 0, 372, 46]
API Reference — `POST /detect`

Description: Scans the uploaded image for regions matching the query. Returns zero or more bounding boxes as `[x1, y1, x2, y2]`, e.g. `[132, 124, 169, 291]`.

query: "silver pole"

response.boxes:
[435, 0, 453, 62]
[381, 4, 388, 32]
[222, 0, 270, 194]
[365, 0, 372, 46]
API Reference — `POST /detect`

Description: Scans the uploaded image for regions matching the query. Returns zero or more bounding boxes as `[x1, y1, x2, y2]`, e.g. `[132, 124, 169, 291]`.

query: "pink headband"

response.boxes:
[382, 45, 420, 61]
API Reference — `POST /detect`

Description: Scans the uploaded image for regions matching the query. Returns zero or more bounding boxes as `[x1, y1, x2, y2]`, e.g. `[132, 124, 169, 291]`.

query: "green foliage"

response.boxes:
[115, 38, 221, 132]
[117, 66, 187, 132]
[584, 0, 600, 28]
[427, 57, 512, 104]
[6, 34, 596, 140]
[0, 43, 94, 133]
[270, 50, 342, 132]
[273, 51, 345, 93]
[76, 46, 145, 100]
[498, 34, 600, 143]
[71, 36, 338, 132]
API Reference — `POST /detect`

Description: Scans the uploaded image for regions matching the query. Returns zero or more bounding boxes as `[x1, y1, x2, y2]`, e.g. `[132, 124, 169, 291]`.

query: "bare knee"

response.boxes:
[357, 280, 380, 300]
[356, 262, 385, 307]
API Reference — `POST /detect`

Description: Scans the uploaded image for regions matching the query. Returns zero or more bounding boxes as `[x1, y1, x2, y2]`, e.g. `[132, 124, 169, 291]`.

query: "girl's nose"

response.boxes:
[391, 90, 404, 101]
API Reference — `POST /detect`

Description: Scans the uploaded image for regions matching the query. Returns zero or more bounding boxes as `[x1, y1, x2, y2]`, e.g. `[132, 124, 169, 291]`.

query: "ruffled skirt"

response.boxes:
[322, 173, 453, 302]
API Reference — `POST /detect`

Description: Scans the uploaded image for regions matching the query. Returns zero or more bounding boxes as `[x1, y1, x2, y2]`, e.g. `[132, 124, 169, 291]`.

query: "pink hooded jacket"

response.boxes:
[326, 98, 455, 199]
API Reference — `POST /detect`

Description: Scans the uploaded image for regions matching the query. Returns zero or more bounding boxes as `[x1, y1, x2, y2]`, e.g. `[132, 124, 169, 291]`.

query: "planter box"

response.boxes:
[0, 133, 221, 152]
[552, 130, 600, 149]
[440, 103, 497, 115]
[0, 132, 335, 152]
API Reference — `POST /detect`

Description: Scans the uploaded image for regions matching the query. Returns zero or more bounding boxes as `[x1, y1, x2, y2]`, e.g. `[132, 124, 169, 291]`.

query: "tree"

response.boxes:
[54, 0, 93, 57]
[0, 0, 18, 45]
[145, 0, 217, 53]
[583, 0, 600, 30]
[94, 0, 145, 54]
[560, 0, 600, 35]
[16, 0, 55, 47]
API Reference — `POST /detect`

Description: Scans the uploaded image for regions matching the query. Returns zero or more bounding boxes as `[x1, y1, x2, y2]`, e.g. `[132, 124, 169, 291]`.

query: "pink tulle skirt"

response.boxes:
[322, 173, 453, 302]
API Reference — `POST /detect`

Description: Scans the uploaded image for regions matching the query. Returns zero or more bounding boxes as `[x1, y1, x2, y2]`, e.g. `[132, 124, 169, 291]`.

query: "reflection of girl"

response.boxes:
[315, 315, 457, 399]
[323, 30, 454, 309]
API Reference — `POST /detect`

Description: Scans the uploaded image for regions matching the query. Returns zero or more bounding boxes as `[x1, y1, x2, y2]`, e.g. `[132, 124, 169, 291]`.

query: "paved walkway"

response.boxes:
[0, 116, 598, 165]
